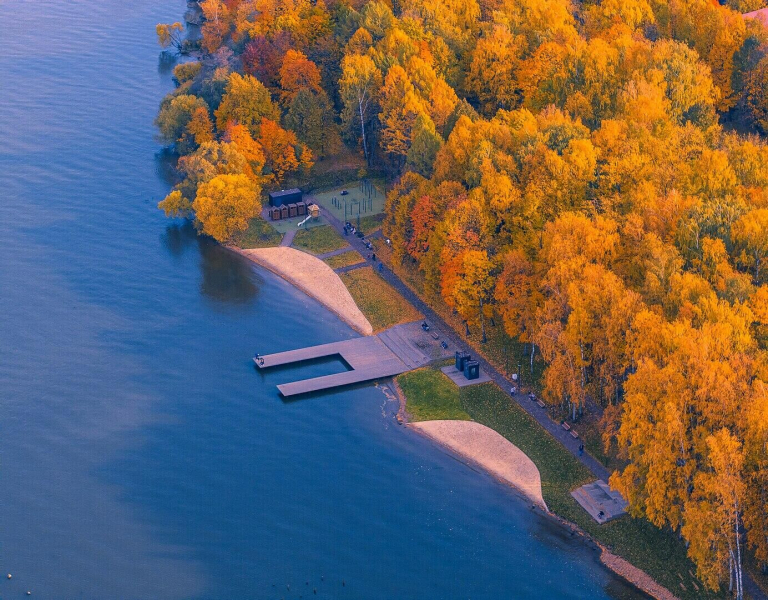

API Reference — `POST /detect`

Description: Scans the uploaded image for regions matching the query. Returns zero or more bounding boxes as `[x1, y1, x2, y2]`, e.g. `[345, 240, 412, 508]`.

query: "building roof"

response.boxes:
[268, 188, 302, 198]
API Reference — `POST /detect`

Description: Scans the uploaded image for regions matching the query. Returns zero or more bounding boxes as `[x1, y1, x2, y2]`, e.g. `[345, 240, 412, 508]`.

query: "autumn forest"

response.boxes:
[155, 0, 768, 596]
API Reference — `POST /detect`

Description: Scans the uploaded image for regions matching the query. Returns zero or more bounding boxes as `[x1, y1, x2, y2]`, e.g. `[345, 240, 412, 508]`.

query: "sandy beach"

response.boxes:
[233, 246, 373, 336]
[601, 552, 681, 600]
[410, 420, 547, 510]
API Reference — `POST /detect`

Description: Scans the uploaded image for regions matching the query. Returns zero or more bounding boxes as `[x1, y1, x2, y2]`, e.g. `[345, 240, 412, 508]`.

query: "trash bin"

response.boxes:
[455, 351, 471, 372]
[464, 360, 480, 380]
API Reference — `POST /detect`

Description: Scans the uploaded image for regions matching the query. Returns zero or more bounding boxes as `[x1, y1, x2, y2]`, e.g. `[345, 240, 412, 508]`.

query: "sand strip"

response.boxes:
[601, 551, 680, 600]
[410, 420, 547, 509]
[233, 246, 373, 336]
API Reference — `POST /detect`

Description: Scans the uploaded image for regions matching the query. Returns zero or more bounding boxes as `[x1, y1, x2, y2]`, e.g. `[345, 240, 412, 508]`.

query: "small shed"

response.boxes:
[269, 188, 303, 207]
[288, 203, 298, 218]
[280, 205, 290, 219]
[269, 206, 281, 221]
[296, 201, 307, 216]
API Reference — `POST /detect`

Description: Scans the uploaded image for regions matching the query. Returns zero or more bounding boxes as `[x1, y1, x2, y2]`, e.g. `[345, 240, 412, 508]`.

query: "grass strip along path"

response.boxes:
[339, 267, 422, 333]
[292, 224, 348, 255]
[323, 250, 364, 270]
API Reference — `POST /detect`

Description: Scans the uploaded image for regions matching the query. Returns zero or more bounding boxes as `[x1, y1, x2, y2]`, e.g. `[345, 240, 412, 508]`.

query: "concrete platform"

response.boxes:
[254, 321, 454, 397]
[440, 365, 492, 387]
[378, 321, 453, 368]
[571, 480, 628, 524]
[255, 336, 407, 396]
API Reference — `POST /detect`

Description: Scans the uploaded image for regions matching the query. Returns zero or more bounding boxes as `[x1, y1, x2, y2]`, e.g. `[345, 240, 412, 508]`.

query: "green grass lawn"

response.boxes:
[323, 250, 364, 270]
[292, 225, 348, 255]
[238, 217, 283, 248]
[396, 369, 718, 599]
[397, 368, 470, 421]
[339, 266, 422, 332]
[358, 213, 384, 234]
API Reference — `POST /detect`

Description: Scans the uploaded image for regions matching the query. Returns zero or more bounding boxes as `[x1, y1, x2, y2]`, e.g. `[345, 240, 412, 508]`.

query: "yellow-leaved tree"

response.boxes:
[215, 73, 280, 136]
[732, 208, 768, 285]
[193, 173, 261, 243]
[682, 429, 746, 599]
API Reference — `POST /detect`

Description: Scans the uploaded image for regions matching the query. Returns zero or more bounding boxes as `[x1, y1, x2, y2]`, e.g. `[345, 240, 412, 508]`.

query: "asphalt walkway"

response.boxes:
[279, 228, 295, 247]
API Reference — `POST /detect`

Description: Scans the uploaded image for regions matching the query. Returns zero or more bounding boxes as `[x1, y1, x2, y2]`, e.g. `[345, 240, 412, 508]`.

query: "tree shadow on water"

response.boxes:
[161, 222, 260, 306]
[161, 221, 198, 258]
[155, 148, 179, 188]
[157, 50, 177, 76]
[197, 236, 259, 305]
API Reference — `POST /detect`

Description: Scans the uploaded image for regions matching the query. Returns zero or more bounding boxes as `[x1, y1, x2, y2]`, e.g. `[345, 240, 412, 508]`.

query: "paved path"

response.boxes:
[316, 246, 353, 260]
[334, 262, 368, 274]
[279, 228, 296, 247]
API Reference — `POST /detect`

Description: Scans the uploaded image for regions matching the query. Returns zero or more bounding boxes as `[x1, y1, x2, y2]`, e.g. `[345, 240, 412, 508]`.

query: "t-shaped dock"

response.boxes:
[254, 321, 453, 397]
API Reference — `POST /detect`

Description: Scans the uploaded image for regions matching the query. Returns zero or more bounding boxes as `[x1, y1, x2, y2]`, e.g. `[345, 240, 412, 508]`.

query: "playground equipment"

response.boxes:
[297, 203, 320, 227]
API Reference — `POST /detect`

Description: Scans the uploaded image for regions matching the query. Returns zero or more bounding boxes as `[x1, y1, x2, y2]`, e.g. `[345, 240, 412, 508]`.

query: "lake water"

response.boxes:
[0, 1, 644, 598]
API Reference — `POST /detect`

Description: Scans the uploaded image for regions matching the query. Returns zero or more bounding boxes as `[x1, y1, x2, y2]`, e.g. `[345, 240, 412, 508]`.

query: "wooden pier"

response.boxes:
[254, 321, 452, 397]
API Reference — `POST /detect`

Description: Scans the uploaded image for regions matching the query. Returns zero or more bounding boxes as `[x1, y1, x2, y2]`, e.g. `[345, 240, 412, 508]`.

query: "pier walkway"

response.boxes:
[255, 321, 452, 397]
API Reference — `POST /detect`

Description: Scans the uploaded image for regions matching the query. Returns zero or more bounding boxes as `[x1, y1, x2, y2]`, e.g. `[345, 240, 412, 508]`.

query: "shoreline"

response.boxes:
[409, 419, 548, 510]
[392, 380, 678, 600]
[228, 245, 373, 336]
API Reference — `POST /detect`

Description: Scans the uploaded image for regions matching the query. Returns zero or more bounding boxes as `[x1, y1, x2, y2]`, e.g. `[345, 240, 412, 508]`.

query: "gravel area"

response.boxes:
[410, 420, 546, 509]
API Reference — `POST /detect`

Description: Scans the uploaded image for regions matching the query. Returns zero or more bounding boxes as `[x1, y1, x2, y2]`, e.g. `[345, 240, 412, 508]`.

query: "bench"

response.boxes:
[430, 331, 439, 340]
[570, 430, 579, 439]
[537, 399, 546, 408]
[562, 422, 571, 431]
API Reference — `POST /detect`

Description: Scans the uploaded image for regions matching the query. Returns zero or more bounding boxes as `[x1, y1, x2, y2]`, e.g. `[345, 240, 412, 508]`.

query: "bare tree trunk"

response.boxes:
[479, 299, 487, 343]
[358, 96, 369, 165]
[735, 507, 743, 600]
[729, 551, 734, 594]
